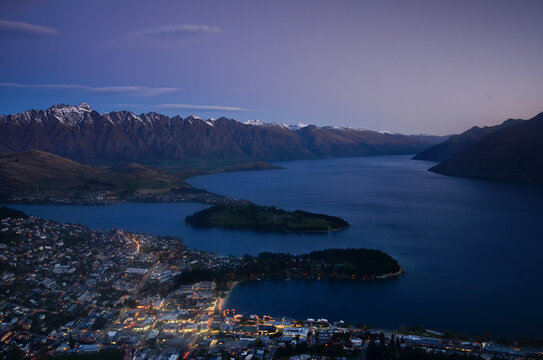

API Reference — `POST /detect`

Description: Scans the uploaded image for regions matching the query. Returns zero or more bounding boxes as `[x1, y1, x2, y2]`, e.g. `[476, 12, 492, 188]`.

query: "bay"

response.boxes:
[9, 155, 543, 337]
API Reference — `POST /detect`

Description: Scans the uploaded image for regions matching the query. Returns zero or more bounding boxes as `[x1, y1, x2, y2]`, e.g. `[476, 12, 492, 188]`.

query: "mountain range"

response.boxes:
[1, 103, 541, 198]
[0, 103, 446, 164]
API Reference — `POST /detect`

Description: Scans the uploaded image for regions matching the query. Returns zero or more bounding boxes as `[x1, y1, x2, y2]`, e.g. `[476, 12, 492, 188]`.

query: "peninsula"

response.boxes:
[239, 249, 402, 280]
[185, 203, 349, 233]
[170, 248, 403, 293]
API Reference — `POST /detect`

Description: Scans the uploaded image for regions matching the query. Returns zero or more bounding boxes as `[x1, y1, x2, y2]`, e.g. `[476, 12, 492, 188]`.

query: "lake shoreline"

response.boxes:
[376, 268, 404, 279]
[7, 155, 543, 337]
[219, 281, 240, 310]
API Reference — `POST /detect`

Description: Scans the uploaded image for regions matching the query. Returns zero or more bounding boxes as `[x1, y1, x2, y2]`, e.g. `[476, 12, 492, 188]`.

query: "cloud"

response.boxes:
[134, 24, 221, 38]
[115, 103, 250, 112]
[156, 103, 250, 112]
[112, 24, 222, 48]
[0, 19, 59, 37]
[0, 83, 180, 96]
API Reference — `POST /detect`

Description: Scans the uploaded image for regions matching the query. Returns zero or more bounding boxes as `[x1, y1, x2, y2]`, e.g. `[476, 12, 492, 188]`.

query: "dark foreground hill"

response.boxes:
[0, 206, 28, 220]
[413, 118, 523, 161]
[0, 103, 445, 163]
[430, 112, 543, 184]
[0, 150, 193, 200]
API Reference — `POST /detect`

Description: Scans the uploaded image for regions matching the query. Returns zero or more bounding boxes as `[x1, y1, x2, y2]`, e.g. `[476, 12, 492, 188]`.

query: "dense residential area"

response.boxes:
[0, 212, 541, 359]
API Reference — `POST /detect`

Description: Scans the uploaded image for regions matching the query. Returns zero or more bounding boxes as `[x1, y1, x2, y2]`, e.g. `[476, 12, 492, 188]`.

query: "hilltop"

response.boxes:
[429, 112, 543, 184]
[413, 118, 523, 162]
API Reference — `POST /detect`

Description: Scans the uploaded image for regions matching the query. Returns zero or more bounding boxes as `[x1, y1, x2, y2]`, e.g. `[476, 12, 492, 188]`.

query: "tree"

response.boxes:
[254, 337, 263, 347]
[5, 344, 23, 360]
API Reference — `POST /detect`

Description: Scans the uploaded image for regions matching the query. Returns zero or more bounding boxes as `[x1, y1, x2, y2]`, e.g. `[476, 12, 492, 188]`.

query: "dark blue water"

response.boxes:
[9, 156, 543, 337]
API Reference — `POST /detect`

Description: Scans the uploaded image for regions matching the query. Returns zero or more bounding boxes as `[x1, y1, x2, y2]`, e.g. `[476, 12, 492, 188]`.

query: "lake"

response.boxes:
[9, 155, 543, 337]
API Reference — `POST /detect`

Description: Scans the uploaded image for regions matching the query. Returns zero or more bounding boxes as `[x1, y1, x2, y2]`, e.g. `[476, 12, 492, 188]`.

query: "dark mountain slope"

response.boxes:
[0, 150, 190, 199]
[413, 118, 523, 161]
[429, 112, 543, 183]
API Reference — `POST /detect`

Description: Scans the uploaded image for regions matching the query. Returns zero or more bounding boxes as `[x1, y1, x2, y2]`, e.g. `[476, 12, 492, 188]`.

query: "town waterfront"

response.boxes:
[9, 155, 543, 338]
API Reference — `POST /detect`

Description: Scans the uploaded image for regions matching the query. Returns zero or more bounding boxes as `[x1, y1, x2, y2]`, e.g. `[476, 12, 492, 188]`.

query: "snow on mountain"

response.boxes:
[1, 103, 442, 137]
[47, 103, 93, 127]
[0, 103, 447, 162]
[243, 119, 317, 131]
[184, 114, 215, 126]
[286, 123, 311, 131]
[243, 119, 266, 126]
[323, 125, 366, 132]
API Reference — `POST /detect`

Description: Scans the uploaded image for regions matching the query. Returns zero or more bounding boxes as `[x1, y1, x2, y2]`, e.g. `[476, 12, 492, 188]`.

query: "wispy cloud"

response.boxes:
[135, 24, 221, 38]
[0, 83, 180, 96]
[113, 24, 222, 48]
[156, 103, 250, 112]
[0, 19, 59, 37]
[115, 103, 251, 112]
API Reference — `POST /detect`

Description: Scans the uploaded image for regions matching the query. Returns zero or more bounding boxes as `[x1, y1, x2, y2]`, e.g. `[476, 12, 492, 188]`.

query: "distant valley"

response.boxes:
[2, 103, 542, 205]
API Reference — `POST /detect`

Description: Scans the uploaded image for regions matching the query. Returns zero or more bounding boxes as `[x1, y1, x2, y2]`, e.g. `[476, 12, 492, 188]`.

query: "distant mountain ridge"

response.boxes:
[429, 112, 543, 184]
[0, 103, 445, 163]
[413, 118, 524, 161]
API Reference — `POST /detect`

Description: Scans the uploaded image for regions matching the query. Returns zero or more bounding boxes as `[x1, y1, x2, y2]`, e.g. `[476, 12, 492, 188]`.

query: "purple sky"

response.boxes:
[1, 0, 542, 134]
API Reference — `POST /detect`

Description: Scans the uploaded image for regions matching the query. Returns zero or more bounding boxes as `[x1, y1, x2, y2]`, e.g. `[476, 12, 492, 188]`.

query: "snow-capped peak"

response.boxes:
[240, 120, 316, 131]
[200, 117, 216, 127]
[378, 130, 398, 135]
[47, 103, 93, 127]
[48, 103, 92, 112]
[243, 119, 266, 126]
[185, 114, 216, 126]
[77, 102, 92, 111]
[288, 123, 310, 130]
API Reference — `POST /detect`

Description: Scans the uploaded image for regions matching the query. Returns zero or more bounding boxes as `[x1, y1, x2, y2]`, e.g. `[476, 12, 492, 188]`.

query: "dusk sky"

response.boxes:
[1, 0, 542, 135]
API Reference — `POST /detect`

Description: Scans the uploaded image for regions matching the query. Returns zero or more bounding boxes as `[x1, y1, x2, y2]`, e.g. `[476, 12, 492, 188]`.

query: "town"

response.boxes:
[3, 189, 234, 206]
[0, 213, 541, 359]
